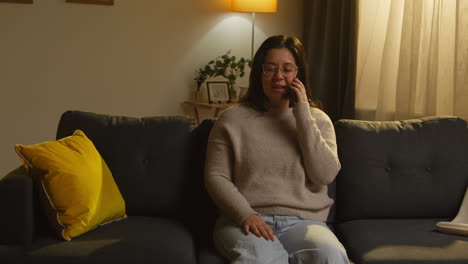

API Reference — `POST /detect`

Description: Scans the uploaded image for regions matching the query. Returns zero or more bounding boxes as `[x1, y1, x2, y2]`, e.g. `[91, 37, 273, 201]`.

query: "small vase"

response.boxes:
[238, 86, 248, 99]
[194, 90, 203, 102]
[229, 82, 237, 102]
[196, 81, 203, 91]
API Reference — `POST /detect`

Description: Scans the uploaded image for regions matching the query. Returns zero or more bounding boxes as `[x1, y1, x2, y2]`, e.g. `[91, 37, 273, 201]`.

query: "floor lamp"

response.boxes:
[231, 0, 278, 59]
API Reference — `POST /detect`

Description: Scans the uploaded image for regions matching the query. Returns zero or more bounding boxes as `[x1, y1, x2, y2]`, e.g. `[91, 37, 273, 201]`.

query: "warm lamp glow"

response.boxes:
[231, 0, 278, 59]
[231, 0, 278, 13]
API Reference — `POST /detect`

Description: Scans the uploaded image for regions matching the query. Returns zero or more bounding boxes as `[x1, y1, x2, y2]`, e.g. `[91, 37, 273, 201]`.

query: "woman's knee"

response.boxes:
[289, 244, 349, 264]
[282, 221, 349, 264]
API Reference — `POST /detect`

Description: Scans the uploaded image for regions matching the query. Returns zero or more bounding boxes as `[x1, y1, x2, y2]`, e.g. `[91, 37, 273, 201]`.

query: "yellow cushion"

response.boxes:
[15, 130, 127, 241]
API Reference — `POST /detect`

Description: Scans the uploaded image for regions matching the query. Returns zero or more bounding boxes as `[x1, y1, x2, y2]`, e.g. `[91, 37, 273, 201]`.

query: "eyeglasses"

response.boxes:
[262, 64, 298, 78]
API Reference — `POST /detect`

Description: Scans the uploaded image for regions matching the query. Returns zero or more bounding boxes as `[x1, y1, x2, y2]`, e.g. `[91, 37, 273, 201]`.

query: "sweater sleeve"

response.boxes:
[204, 118, 257, 225]
[293, 102, 341, 186]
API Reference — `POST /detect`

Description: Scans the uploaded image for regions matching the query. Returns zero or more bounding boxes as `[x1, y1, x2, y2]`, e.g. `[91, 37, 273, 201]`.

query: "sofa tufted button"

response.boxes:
[385, 167, 392, 172]
[426, 167, 432, 172]
[143, 158, 149, 165]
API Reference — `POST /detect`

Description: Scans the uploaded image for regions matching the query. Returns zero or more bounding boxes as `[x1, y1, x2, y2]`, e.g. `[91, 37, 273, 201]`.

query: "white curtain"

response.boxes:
[356, 0, 468, 121]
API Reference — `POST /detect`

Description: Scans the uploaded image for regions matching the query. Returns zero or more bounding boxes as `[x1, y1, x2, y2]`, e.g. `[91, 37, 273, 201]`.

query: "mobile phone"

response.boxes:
[287, 86, 297, 104]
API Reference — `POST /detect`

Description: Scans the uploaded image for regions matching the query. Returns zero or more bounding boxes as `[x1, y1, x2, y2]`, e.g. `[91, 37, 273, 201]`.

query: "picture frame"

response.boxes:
[66, 0, 114, 5]
[207, 81, 231, 104]
[0, 0, 33, 3]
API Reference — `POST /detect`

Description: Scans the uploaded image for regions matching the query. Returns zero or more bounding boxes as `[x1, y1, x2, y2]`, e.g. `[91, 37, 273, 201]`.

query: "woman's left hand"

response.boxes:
[290, 78, 308, 103]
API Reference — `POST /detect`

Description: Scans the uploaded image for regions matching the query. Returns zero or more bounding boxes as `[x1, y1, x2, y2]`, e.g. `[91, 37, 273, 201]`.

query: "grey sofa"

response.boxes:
[1, 111, 467, 264]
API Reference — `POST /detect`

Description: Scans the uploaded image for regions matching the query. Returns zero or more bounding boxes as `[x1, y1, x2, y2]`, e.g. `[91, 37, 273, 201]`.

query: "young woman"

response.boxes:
[205, 35, 349, 264]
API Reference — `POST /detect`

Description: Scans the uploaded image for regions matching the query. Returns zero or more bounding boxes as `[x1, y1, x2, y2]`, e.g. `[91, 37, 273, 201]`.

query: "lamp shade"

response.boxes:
[231, 0, 277, 13]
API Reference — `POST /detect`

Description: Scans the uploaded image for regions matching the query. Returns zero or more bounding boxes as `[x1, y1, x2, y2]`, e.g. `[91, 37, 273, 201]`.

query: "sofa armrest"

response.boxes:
[0, 166, 34, 246]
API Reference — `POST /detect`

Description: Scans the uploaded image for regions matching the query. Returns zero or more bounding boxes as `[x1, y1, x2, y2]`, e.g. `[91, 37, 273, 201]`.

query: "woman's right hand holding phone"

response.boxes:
[289, 78, 308, 104]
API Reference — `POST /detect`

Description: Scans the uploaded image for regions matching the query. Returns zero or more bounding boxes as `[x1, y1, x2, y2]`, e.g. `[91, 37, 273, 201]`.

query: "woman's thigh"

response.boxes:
[277, 219, 349, 264]
[213, 215, 289, 264]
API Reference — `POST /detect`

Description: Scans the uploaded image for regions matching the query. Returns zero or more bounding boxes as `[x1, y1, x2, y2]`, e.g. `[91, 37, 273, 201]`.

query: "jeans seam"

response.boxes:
[274, 218, 278, 234]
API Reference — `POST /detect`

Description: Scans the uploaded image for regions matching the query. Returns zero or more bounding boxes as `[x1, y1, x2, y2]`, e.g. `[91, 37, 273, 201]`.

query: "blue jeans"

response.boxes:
[213, 215, 349, 264]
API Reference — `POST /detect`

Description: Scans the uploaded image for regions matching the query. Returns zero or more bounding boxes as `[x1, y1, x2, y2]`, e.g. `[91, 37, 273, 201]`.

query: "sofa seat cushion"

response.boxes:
[2, 216, 196, 264]
[197, 247, 226, 264]
[335, 219, 468, 264]
[196, 233, 226, 264]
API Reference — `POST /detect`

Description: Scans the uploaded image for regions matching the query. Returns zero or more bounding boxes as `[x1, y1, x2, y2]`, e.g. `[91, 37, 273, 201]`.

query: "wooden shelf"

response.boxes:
[183, 101, 237, 125]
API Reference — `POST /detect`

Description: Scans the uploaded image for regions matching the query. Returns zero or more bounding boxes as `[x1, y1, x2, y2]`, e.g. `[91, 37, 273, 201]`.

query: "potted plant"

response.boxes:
[194, 50, 251, 100]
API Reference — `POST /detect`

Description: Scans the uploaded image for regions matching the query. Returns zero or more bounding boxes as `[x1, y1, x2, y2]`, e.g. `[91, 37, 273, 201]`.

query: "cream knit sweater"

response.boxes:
[204, 102, 341, 225]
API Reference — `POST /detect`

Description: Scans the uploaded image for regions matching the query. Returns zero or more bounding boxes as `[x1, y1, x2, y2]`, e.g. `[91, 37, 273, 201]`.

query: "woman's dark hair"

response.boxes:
[239, 35, 319, 112]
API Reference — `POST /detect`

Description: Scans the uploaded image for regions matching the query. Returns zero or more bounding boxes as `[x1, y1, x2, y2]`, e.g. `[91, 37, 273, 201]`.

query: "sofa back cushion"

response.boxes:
[56, 111, 194, 219]
[188, 119, 221, 243]
[334, 116, 468, 221]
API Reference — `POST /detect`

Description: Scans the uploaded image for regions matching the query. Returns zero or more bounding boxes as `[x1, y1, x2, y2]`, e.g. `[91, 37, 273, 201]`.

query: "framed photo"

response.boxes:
[0, 0, 33, 3]
[66, 0, 114, 5]
[207, 82, 231, 104]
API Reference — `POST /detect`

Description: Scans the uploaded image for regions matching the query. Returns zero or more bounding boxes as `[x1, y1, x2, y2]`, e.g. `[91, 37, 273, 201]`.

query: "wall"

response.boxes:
[0, 0, 304, 178]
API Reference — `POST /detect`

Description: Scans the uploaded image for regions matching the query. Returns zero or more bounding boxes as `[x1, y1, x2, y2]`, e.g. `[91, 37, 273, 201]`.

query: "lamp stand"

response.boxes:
[251, 12, 255, 60]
